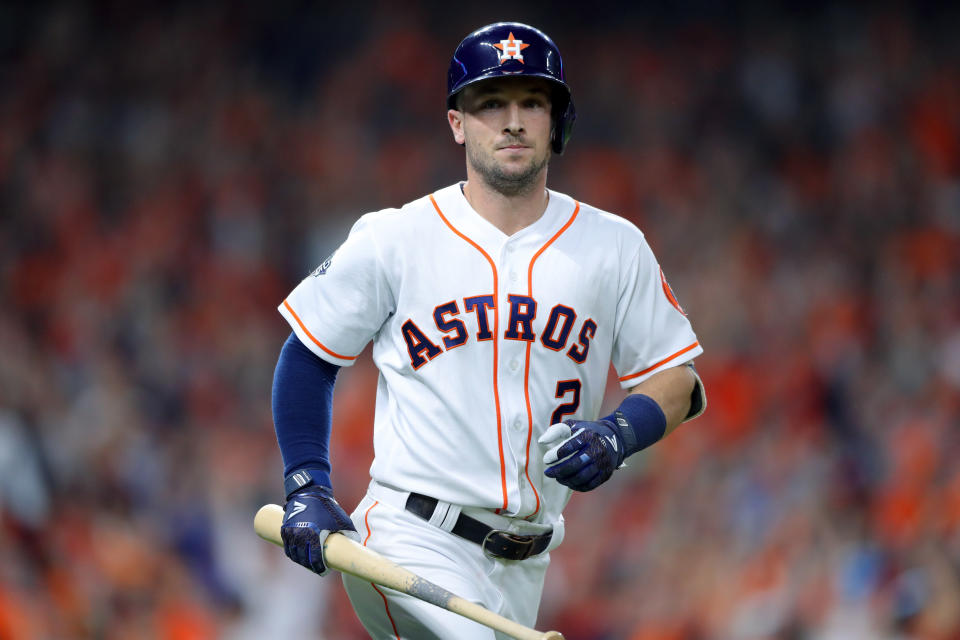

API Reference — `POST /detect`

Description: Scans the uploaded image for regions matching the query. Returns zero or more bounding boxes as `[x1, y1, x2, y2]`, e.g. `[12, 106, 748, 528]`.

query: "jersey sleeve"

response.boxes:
[279, 212, 395, 366]
[611, 230, 703, 389]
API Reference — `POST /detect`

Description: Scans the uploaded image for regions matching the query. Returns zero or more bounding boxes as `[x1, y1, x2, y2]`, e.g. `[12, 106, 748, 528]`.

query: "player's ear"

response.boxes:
[448, 109, 465, 146]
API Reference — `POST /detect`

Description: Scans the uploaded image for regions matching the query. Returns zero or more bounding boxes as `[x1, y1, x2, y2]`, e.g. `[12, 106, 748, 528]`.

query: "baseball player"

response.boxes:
[271, 22, 706, 639]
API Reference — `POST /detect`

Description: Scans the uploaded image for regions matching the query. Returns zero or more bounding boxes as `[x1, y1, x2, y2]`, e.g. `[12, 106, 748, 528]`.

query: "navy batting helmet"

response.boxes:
[447, 22, 576, 154]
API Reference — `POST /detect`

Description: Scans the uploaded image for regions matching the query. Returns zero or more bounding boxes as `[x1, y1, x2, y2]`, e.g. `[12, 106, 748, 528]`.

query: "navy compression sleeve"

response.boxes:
[271, 332, 340, 490]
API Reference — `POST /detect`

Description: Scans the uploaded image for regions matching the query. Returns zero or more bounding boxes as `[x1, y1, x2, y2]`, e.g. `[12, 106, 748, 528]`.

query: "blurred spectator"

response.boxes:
[0, 2, 958, 638]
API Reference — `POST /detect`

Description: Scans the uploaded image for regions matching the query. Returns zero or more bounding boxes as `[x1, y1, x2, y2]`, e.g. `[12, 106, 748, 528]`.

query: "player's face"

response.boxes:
[449, 77, 553, 196]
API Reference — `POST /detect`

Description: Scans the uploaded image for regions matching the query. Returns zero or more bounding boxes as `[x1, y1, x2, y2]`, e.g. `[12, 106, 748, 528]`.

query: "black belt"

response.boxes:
[404, 492, 552, 561]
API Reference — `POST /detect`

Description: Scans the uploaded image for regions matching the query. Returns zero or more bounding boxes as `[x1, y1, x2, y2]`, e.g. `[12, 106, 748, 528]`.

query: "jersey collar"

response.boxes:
[432, 182, 573, 251]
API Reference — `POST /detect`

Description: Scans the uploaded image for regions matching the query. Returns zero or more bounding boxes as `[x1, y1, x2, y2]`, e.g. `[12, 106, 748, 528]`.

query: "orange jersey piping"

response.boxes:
[429, 194, 508, 511]
[522, 201, 580, 519]
[282, 299, 359, 361]
[619, 341, 701, 383]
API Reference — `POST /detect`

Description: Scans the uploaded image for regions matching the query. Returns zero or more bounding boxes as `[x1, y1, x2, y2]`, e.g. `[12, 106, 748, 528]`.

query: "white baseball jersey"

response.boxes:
[279, 182, 702, 527]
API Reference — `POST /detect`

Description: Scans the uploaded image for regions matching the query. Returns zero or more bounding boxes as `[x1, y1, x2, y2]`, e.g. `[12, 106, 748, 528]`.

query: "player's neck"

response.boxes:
[462, 176, 549, 237]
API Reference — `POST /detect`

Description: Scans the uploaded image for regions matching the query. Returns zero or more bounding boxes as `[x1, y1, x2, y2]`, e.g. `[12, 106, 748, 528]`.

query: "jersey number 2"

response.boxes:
[551, 379, 581, 424]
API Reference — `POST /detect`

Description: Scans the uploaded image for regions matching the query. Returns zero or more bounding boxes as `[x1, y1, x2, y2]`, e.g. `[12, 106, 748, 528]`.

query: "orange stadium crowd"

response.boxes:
[0, 3, 958, 639]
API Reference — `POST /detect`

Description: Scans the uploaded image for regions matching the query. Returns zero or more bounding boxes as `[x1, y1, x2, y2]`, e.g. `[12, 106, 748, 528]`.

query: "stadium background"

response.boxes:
[1, 2, 958, 638]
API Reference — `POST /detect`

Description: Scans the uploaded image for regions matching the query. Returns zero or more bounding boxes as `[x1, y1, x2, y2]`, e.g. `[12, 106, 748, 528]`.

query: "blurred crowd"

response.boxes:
[1, 2, 958, 639]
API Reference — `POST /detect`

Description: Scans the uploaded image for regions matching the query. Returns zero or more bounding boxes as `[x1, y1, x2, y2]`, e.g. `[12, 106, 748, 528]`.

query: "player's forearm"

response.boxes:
[626, 363, 698, 436]
[272, 332, 340, 489]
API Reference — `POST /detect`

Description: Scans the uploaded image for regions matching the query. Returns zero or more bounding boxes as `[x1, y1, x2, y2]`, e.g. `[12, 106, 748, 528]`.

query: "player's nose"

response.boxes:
[503, 102, 524, 134]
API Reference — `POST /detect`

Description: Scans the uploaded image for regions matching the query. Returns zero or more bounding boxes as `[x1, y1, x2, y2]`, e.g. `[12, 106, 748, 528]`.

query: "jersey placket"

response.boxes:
[496, 238, 540, 518]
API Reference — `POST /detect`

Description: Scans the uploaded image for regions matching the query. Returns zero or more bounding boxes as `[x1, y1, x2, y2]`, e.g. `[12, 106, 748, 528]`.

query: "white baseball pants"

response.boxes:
[342, 482, 552, 640]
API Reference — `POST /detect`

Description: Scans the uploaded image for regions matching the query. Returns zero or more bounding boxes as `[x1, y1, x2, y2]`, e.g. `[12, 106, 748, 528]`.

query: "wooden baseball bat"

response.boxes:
[254, 504, 564, 640]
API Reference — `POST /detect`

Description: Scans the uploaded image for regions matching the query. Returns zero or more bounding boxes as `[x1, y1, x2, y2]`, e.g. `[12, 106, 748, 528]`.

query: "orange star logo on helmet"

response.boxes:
[494, 32, 530, 64]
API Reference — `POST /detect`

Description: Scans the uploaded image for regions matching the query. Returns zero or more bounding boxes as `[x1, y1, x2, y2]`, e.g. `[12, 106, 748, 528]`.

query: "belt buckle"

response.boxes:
[481, 529, 536, 561]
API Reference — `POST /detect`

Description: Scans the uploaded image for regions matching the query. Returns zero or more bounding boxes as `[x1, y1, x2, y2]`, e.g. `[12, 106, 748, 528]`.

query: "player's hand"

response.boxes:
[281, 485, 359, 575]
[540, 420, 625, 492]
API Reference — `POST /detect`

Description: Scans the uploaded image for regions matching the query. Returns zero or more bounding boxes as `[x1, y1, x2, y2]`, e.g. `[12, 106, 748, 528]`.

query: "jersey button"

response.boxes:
[509, 270, 519, 282]
[509, 359, 520, 372]
[513, 418, 523, 430]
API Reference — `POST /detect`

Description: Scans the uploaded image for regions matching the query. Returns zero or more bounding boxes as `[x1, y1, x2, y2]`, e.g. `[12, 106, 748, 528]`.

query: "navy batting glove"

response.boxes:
[540, 419, 625, 491]
[281, 485, 359, 576]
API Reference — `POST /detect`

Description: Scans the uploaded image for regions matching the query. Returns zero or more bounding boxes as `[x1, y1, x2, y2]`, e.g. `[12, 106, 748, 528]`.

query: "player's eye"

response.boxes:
[481, 99, 502, 109]
[524, 97, 548, 109]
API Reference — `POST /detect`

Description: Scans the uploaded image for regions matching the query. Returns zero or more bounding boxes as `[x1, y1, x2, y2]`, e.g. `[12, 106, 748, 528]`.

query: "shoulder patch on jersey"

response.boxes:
[310, 255, 333, 277]
[660, 267, 686, 315]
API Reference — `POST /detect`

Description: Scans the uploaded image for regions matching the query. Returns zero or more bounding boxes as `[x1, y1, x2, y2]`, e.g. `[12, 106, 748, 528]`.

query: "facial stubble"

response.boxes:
[465, 137, 551, 198]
